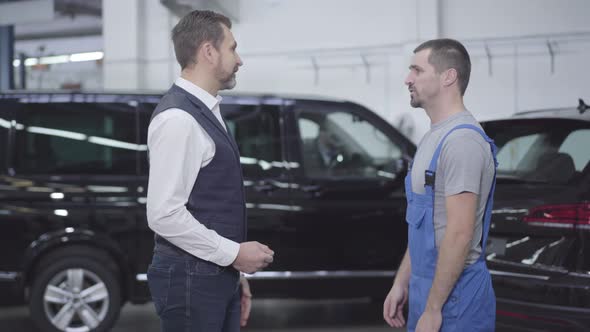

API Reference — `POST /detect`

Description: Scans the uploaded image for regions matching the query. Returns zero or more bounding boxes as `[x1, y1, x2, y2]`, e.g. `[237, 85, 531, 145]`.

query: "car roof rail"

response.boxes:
[578, 98, 589, 114]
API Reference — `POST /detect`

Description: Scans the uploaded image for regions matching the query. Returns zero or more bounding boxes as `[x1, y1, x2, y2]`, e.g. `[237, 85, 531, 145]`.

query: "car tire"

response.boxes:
[29, 246, 122, 332]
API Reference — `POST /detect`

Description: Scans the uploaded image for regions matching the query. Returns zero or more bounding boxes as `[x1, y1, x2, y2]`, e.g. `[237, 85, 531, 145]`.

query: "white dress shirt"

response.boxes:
[146, 77, 240, 267]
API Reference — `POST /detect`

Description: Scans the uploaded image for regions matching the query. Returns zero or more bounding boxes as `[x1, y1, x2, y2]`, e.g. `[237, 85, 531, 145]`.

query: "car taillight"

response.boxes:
[523, 203, 590, 226]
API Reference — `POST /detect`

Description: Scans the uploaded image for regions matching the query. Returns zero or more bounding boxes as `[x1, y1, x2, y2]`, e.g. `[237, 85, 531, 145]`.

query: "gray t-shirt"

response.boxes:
[410, 110, 495, 265]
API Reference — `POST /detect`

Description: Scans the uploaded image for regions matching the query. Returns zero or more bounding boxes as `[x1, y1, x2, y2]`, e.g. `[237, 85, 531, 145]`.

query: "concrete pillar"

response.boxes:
[103, 0, 178, 90]
[398, 0, 441, 44]
[0, 25, 14, 91]
[416, 0, 441, 41]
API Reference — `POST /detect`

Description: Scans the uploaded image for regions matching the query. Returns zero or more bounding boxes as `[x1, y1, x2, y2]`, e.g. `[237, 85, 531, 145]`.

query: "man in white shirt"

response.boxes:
[146, 10, 274, 332]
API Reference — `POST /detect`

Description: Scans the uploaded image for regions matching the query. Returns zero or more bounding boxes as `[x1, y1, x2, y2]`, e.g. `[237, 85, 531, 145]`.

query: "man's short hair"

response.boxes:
[172, 10, 232, 69]
[414, 38, 471, 95]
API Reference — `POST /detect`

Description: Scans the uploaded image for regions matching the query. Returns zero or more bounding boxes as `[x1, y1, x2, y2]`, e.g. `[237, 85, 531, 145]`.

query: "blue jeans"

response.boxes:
[147, 242, 241, 332]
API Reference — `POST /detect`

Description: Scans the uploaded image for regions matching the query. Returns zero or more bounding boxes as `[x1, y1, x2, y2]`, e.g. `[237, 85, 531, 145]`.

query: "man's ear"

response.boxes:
[200, 42, 217, 64]
[442, 68, 458, 88]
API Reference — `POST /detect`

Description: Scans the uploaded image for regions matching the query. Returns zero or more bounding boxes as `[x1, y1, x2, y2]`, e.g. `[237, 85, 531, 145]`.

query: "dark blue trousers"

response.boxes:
[147, 241, 241, 332]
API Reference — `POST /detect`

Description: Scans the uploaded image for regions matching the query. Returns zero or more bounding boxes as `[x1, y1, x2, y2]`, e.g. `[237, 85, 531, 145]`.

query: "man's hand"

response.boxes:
[232, 241, 274, 274]
[415, 308, 442, 332]
[239, 276, 252, 327]
[383, 282, 408, 328]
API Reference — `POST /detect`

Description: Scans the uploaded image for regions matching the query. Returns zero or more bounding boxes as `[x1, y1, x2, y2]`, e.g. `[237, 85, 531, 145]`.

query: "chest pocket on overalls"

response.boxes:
[406, 203, 428, 270]
[405, 204, 426, 228]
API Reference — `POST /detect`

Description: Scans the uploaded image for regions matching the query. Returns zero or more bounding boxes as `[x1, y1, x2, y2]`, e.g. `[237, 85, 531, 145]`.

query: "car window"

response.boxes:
[299, 118, 319, 140]
[496, 134, 542, 172]
[486, 119, 590, 184]
[139, 103, 283, 179]
[558, 129, 590, 171]
[223, 104, 283, 179]
[296, 107, 401, 179]
[14, 103, 139, 175]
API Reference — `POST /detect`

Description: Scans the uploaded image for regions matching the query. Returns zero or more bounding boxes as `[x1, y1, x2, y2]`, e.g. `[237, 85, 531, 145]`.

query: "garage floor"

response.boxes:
[0, 298, 404, 332]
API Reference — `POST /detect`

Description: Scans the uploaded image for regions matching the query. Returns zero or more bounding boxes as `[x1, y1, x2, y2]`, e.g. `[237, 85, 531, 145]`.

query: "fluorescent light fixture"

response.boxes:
[257, 204, 303, 211]
[70, 51, 103, 62]
[88, 136, 148, 151]
[39, 55, 70, 65]
[8, 120, 24, 130]
[0, 118, 11, 129]
[12, 51, 104, 67]
[258, 160, 272, 170]
[54, 209, 68, 217]
[240, 157, 257, 164]
[24, 58, 38, 66]
[27, 126, 87, 140]
[86, 185, 128, 193]
[50, 192, 65, 199]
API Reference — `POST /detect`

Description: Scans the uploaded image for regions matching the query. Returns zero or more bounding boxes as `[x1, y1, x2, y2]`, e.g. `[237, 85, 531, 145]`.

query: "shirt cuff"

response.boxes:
[208, 236, 240, 267]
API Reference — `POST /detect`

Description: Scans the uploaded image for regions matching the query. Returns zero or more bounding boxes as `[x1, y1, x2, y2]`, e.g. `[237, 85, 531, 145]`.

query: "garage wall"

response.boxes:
[229, 0, 590, 142]
[224, 0, 435, 141]
[441, 0, 590, 39]
[13, 0, 590, 143]
[14, 35, 103, 90]
[441, 0, 590, 120]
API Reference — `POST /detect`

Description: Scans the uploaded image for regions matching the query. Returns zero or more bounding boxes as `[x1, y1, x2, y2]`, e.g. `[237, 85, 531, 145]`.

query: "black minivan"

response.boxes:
[0, 91, 415, 332]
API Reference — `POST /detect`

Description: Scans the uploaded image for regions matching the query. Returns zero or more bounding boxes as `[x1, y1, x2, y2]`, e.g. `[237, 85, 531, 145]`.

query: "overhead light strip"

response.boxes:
[12, 51, 104, 67]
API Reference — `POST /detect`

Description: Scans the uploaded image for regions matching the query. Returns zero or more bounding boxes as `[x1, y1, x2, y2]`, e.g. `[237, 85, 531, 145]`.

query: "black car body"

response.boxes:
[482, 103, 590, 331]
[0, 91, 414, 332]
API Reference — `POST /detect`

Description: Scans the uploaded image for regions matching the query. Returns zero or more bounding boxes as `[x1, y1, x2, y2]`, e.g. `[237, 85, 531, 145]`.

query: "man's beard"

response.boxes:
[410, 95, 421, 108]
[217, 67, 237, 90]
[221, 74, 236, 90]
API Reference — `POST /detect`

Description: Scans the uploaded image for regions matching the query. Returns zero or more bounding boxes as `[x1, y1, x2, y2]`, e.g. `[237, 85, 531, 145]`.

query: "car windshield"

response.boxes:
[482, 118, 590, 184]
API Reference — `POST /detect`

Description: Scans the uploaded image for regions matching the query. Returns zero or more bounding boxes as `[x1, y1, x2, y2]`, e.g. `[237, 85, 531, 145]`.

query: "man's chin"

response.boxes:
[410, 99, 421, 108]
[220, 77, 237, 90]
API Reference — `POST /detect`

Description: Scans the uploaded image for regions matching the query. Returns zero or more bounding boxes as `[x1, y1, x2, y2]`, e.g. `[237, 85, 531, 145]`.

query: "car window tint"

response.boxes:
[496, 134, 541, 172]
[298, 118, 319, 140]
[14, 103, 139, 175]
[296, 108, 401, 179]
[223, 104, 283, 178]
[559, 129, 590, 171]
[489, 119, 589, 184]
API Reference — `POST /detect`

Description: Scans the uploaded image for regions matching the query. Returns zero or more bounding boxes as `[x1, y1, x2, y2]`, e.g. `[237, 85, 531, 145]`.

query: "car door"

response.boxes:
[283, 100, 412, 273]
[135, 97, 290, 274]
[0, 97, 24, 277]
[221, 98, 290, 270]
[12, 100, 142, 257]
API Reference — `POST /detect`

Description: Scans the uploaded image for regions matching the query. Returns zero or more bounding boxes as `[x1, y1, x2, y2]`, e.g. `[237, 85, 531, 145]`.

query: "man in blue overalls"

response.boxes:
[383, 39, 497, 331]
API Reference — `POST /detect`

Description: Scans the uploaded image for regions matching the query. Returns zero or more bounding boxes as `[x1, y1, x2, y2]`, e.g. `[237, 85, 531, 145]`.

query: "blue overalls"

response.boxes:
[405, 124, 498, 331]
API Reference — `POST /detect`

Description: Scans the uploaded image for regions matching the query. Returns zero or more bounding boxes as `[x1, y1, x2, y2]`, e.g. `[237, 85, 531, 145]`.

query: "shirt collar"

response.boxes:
[175, 77, 223, 111]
